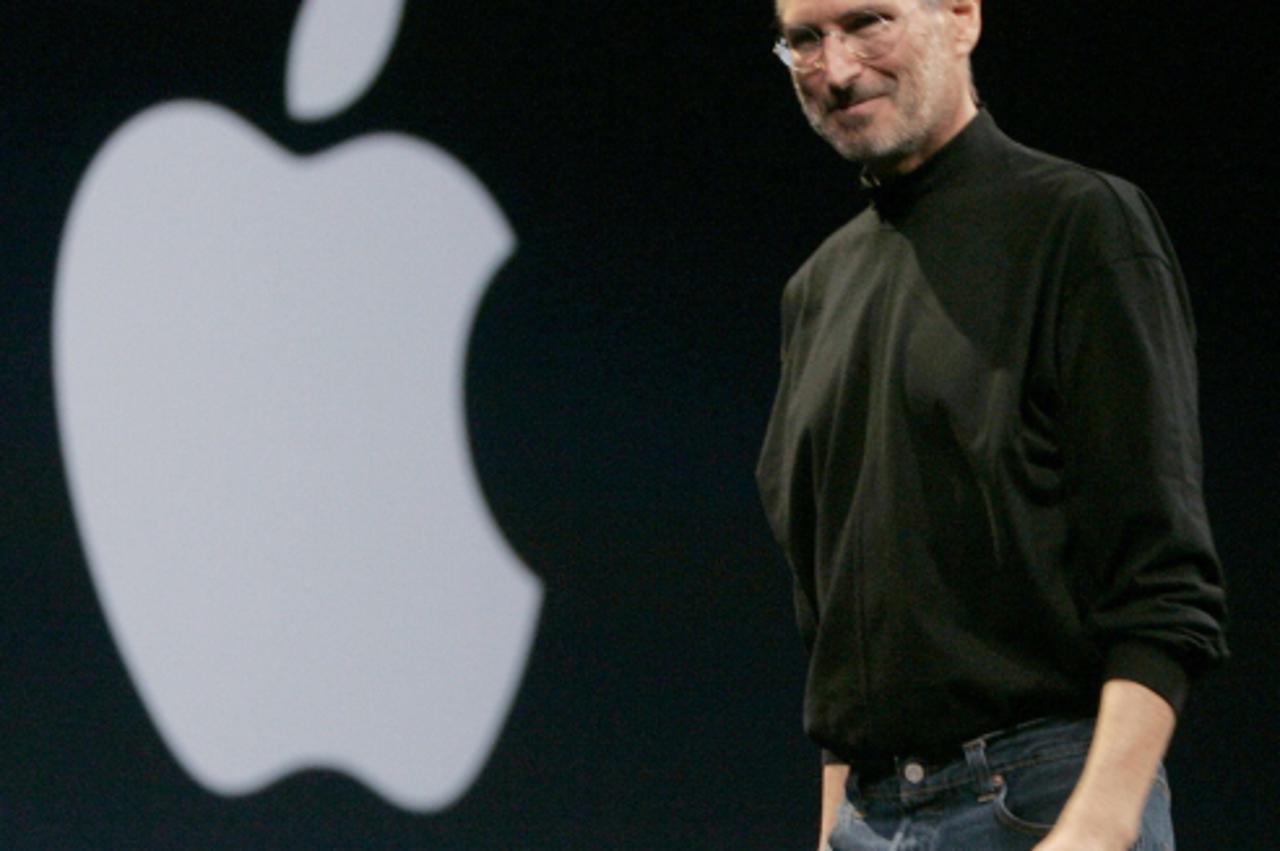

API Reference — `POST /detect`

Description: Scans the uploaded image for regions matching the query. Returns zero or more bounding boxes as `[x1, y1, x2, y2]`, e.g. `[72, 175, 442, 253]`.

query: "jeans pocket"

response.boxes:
[828, 797, 896, 851]
[990, 750, 1086, 838]
[991, 781, 1055, 837]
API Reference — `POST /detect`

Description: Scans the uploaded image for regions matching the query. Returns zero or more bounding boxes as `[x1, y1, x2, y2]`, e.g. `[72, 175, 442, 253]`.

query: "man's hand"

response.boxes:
[1032, 814, 1136, 851]
[1031, 678, 1176, 851]
[818, 762, 850, 850]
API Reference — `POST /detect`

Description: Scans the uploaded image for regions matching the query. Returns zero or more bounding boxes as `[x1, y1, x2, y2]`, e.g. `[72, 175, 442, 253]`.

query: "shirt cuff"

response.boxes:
[1103, 639, 1190, 714]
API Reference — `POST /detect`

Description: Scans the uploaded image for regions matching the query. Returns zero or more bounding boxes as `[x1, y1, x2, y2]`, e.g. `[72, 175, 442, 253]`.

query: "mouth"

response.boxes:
[831, 93, 885, 118]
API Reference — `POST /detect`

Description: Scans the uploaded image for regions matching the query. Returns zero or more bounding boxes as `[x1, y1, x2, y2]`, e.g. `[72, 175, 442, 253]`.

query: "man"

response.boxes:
[754, 1, 1229, 849]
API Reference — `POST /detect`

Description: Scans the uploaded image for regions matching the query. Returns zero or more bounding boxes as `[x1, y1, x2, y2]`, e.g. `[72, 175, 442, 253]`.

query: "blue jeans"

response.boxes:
[825, 717, 1174, 851]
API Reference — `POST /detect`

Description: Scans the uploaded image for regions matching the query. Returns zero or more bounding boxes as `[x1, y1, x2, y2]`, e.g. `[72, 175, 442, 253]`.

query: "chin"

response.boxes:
[834, 120, 927, 168]
[826, 129, 893, 164]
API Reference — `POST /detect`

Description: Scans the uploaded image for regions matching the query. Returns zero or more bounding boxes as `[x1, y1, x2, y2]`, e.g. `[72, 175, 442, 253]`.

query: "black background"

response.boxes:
[1, 2, 1276, 848]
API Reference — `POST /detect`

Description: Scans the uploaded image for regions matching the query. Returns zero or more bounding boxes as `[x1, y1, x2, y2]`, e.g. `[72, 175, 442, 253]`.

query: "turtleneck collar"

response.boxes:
[862, 109, 1004, 217]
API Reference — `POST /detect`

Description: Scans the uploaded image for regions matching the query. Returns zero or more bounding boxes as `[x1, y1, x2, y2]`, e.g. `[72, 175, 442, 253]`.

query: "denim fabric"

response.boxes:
[825, 717, 1174, 851]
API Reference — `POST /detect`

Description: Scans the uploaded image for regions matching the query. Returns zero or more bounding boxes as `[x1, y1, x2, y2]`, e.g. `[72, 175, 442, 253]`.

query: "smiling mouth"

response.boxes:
[847, 93, 883, 109]
[828, 94, 884, 120]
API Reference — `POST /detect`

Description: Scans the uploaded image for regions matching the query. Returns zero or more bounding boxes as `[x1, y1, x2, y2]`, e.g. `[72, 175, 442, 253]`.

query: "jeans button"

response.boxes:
[903, 761, 925, 783]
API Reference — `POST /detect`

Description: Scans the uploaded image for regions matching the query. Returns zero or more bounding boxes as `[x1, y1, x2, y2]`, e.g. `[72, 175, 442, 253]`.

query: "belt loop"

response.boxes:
[963, 736, 998, 799]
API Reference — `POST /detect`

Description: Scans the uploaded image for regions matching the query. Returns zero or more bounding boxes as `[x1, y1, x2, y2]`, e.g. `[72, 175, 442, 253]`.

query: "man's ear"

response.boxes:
[948, 0, 983, 56]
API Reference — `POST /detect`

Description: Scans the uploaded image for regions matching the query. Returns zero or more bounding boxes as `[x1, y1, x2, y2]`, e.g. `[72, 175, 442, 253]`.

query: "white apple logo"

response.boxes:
[52, 0, 541, 812]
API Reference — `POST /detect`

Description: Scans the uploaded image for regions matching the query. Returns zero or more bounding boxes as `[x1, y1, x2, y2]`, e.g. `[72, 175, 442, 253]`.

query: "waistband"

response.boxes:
[849, 715, 1093, 788]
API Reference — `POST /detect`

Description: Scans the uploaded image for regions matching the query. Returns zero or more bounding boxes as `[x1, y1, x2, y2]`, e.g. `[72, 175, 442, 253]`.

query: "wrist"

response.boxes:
[1054, 792, 1141, 849]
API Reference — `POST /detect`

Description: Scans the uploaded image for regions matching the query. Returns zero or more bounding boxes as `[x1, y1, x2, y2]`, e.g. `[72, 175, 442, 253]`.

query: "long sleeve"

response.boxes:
[1055, 212, 1229, 712]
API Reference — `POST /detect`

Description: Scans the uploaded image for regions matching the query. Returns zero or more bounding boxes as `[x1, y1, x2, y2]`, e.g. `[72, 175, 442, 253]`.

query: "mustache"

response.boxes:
[826, 85, 888, 113]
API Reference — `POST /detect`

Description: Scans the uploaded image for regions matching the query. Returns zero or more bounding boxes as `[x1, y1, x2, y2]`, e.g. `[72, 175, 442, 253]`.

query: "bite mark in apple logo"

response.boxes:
[52, 0, 542, 812]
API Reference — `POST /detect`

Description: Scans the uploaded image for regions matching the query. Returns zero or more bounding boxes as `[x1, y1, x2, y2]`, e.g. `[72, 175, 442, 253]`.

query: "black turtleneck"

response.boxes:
[755, 111, 1228, 763]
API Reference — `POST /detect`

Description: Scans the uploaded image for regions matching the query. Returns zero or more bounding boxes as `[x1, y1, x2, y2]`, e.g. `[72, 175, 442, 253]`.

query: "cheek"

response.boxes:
[793, 74, 824, 103]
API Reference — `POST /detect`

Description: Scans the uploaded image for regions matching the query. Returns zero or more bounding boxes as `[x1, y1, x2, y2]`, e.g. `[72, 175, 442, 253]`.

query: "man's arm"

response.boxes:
[818, 761, 850, 850]
[1034, 679, 1176, 851]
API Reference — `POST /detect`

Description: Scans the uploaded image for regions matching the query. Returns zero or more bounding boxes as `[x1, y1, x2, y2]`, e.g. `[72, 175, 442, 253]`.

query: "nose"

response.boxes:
[820, 35, 865, 87]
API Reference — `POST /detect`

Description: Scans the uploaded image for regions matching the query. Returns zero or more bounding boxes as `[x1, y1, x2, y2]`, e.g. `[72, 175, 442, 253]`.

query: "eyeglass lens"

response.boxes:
[779, 12, 899, 69]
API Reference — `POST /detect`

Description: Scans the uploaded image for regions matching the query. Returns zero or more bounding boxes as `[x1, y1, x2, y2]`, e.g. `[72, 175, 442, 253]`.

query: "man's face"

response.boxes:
[779, 0, 976, 174]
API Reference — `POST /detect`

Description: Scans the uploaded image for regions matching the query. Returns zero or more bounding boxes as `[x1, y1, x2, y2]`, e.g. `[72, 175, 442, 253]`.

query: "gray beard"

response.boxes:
[804, 101, 931, 166]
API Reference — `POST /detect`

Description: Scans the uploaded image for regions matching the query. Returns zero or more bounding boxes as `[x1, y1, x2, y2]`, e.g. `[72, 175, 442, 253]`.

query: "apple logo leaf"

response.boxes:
[286, 0, 405, 122]
[53, 0, 541, 815]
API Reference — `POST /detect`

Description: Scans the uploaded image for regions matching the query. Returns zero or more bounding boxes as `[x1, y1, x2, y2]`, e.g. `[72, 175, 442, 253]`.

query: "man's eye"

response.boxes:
[845, 13, 889, 33]
[785, 28, 822, 50]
